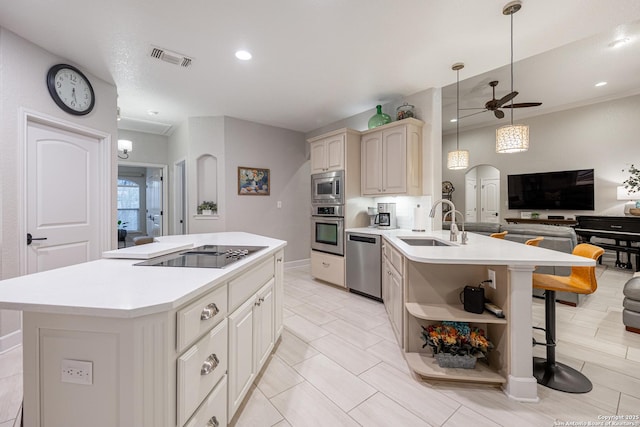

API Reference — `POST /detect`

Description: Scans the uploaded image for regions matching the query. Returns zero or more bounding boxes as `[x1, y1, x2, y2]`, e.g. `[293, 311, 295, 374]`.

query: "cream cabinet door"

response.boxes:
[325, 134, 345, 171]
[228, 297, 256, 418]
[274, 251, 284, 338]
[388, 264, 403, 346]
[361, 131, 383, 195]
[382, 126, 407, 194]
[254, 279, 275, 370]
[310, 141, 327, 174]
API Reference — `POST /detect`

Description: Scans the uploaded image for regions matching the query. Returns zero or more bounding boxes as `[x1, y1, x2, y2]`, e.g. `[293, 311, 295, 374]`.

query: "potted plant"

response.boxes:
[421, 321, 493, 369]
[198, 201, 217, 215]
[623, 164, 640, 208]
[117, 220, 128, 242]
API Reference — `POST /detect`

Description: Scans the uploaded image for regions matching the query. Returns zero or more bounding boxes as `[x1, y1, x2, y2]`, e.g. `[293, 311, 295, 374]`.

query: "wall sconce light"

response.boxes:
[118, 139, 133, 159]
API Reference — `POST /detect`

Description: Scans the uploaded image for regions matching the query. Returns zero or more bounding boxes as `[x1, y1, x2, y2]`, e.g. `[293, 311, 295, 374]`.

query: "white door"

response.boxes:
[27, 121, 101, 274]
[174, 160, 186, 235]
[146, 168, 163, 237]
[465, 177, 477, 222]
[481, 178, 500, 223]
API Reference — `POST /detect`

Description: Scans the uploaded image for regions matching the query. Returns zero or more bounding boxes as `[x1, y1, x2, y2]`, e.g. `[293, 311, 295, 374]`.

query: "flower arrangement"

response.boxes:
[198, 201, 217, 214]
[421, 321, 493, 359]
[623, 164, 640, 194]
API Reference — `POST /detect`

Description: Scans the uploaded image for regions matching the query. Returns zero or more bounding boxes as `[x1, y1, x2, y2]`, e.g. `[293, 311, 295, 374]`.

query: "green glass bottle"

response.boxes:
[368, 105, 392, 129]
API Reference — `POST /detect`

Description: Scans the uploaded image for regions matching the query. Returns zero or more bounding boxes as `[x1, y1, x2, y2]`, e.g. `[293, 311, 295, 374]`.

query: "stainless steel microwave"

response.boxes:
[311, 170, 344, 205]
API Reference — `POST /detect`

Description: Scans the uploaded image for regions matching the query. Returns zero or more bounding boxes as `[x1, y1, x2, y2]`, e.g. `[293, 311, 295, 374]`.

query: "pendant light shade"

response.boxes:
[447, 62, 469, 170]
[447, 149, 470, 169]
[496, 124, 529, 153]
[496, 0, 529, 154]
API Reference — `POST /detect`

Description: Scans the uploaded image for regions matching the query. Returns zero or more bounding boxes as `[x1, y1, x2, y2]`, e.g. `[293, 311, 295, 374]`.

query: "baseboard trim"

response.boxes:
[284, 258, 310, 270]
[0, 329, 22, 354]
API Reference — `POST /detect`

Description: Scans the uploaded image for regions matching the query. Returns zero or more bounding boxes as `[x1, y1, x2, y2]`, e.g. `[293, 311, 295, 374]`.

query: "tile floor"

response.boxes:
[1, 261, 639, 426]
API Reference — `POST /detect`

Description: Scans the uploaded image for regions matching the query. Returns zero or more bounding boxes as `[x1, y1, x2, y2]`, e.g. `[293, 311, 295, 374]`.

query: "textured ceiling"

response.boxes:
[2, 0, 640, 134]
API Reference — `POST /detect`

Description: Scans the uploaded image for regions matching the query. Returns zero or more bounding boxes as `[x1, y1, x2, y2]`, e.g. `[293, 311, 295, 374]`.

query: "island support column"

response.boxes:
[504, 265, 539, 402]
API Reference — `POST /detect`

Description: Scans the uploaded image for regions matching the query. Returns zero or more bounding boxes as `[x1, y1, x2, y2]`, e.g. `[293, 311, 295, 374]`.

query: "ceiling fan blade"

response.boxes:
[494, 110, 505, 119]
[459, 110, 489, 119]
[502, 102, 543, 108]
[496, 91, 519, 107]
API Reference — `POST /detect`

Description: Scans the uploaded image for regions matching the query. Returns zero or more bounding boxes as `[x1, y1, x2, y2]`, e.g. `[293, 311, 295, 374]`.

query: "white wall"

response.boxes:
[117, 129, 169, 165]
[0, 27, 118, 351]
[442, 94, 640, 221]
[224, 117, 309, 261]
[166, 116, 309, 260]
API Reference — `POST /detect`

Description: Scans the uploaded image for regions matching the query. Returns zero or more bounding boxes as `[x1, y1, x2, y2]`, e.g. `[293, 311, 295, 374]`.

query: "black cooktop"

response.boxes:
[135, 245, 268, 268]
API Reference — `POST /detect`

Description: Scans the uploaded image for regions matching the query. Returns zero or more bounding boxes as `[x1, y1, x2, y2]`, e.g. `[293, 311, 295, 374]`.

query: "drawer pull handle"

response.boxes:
[200, 303, 220, 321]
[610, 225, 623, 229]
[206, 416, 219, 427]
[277, 257, 283, 263]
[322, 262, 330, 267]
[201, 354, 220, 375]
[255, 297, 264, 307]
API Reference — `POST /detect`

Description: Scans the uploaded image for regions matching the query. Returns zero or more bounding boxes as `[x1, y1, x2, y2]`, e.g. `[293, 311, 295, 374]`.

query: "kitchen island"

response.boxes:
[0, 232, 286, 427]
[346, 228, 594, 403]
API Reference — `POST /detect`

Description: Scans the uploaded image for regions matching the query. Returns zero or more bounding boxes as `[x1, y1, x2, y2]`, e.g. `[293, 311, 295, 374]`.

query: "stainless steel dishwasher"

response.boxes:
[346, 232, 381, 301]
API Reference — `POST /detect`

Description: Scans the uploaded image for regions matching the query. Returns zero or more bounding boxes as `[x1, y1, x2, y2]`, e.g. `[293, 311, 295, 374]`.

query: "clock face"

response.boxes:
[46, 64, 95, 115]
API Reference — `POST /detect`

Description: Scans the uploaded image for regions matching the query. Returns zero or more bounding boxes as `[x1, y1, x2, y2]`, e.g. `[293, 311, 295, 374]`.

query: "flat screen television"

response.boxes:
[507, 169, 595, 210]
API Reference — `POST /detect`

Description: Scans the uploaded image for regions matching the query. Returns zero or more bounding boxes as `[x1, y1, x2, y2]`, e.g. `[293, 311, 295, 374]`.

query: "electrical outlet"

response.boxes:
[277, 201, 282, 209]
[487, 269, 496, 289]
[61, 359, 93, 385]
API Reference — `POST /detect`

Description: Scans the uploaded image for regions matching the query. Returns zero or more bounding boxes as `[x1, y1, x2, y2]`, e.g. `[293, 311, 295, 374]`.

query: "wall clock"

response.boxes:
[46, 64, 95, 116]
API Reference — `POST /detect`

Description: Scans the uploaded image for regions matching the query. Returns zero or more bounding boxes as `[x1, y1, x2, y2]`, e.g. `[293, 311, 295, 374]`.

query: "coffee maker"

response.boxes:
[367, 207, 378, 228]
[377, 203, 397, 229]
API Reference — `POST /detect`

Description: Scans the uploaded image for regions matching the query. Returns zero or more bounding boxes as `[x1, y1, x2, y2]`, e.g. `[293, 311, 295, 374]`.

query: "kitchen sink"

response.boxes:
[398, 237, 454, 247]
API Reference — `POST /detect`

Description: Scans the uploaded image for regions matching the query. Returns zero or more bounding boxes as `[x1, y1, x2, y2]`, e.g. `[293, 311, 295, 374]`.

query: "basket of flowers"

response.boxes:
[421, 321, 493, 369]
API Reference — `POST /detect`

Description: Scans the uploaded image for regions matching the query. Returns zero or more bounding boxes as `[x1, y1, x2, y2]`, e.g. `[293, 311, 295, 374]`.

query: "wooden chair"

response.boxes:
[525, 237, 544, 246]
[490, 231, 508, 239]
[531, 243, 604, 393]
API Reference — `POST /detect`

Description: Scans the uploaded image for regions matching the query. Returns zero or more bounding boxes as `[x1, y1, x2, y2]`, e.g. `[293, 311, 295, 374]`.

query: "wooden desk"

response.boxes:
[505, 218, 577, 226]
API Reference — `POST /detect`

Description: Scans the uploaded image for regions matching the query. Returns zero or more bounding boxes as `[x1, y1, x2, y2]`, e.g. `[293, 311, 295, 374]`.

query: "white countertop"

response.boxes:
[346, 227, 595, 267]
[0, 232, 286, 318]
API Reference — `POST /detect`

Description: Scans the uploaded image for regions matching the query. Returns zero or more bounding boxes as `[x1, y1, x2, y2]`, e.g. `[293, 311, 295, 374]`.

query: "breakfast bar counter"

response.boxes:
[346, 228, 594, 402]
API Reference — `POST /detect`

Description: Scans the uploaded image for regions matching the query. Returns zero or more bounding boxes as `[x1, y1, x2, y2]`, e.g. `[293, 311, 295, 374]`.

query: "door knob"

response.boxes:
[27, 233, 47, 245]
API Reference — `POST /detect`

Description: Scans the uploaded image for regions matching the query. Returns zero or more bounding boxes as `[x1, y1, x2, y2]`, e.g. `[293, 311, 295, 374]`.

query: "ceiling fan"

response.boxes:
[460, 80, 542, 119]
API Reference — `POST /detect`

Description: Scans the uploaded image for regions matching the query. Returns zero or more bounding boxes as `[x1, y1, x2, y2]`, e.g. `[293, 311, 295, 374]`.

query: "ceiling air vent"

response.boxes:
[149, 46, 193, 68]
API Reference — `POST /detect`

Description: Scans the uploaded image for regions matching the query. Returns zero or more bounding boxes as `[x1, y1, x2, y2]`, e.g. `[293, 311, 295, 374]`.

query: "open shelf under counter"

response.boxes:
[405, 352, 506, 384]
[405, 302, 507, 324]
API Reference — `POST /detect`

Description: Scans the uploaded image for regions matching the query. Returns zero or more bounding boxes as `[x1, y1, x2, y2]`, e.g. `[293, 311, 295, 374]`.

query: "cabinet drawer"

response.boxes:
[177, 284, 228, 351]
[177, 319, 228, 427]
[228, 257, 274, 312]
[184, 375, 227, 427]
[311, 251, 345, 287]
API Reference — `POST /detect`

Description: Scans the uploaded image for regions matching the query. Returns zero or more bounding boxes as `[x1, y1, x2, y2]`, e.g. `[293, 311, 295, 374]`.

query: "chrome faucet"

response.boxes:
[443, 209, 468, 245]
[429, 199, 467, 244]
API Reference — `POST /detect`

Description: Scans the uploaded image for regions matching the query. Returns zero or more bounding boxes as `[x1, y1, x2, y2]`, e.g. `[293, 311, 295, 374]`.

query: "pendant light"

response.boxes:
[496, 0, 529, 153]
[447, 62, 469, 170]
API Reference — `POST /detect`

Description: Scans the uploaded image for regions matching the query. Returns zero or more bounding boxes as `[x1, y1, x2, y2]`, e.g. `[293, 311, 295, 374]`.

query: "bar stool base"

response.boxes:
[533, 357, 592, 393]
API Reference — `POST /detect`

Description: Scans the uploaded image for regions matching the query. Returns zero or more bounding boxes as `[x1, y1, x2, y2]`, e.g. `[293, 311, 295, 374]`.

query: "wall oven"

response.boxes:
[311, 204, 344, 256]
[311, 170, 344, 205]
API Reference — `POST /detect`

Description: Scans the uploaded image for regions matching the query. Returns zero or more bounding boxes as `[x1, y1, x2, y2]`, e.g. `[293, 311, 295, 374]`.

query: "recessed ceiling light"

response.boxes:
[450, 118, 457, 123]
[147, 110, 159, 115]
[235, 50, 252, 60]
[609, 37, 631, 48]
[595, 81, 607, 87]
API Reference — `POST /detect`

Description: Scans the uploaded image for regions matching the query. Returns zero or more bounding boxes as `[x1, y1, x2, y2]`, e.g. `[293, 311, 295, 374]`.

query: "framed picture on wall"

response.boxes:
[238, 167, 270, 195]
